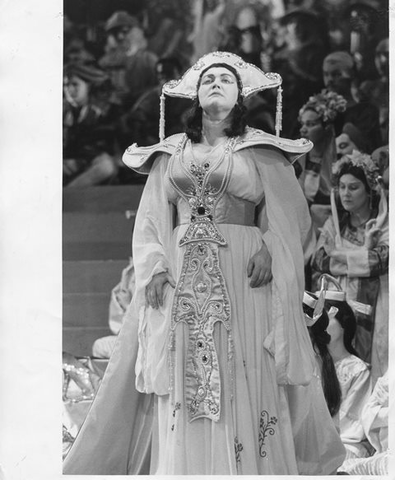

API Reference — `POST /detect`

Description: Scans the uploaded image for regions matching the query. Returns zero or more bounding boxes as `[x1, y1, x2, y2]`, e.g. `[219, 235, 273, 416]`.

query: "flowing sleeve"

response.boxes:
[131, 153, 176, 394]
[343, 220, 389, 278]
[313, 218, 389, 278]
[251, 145, 317, 386]
[132, 154, 175, 289]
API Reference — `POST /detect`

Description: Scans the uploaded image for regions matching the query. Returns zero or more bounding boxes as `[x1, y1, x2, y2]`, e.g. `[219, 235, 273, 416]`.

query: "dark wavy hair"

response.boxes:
[185, 63, 247, 142]
[324, 299, 360, 357]
[334, 162, 380, 226]
[304, 302, 342, 417]
[335, 162, 371, 193]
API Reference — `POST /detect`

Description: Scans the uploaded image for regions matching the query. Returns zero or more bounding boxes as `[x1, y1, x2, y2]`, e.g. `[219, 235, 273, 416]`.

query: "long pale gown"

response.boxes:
[63, 130, 345, 475]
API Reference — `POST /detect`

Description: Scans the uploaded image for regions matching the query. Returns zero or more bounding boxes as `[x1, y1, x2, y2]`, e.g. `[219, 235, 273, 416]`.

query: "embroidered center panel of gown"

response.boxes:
[168, 135, 236, 422]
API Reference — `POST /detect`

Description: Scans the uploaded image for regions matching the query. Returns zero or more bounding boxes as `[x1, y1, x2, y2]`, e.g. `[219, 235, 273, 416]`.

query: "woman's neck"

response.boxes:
[201, 116, 230, 146]
[328, 340, 350, 363]
[310, 129, 334, 157]
[310, 143, 326, 157]
[349, 205, 371, 227]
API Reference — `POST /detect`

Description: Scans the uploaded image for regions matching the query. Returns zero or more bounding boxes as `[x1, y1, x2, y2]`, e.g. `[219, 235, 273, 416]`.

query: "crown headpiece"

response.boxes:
[315, 274, 372, 316]
[303, 291, 325, 327]
[159, 51, 284, 140]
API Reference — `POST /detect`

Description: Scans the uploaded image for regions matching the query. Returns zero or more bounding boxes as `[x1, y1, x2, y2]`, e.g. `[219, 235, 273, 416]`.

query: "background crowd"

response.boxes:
[62, 0, 390, 475]
[63, 0, 389, 187]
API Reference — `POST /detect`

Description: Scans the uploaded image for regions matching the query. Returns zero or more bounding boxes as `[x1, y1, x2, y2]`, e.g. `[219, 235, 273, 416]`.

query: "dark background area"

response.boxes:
[64, 0, 146, 24]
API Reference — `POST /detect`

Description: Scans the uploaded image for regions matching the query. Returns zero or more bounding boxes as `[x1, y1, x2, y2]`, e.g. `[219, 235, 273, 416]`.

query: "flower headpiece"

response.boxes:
[299, 89, 347, 124]
[332, 150, 381, 191]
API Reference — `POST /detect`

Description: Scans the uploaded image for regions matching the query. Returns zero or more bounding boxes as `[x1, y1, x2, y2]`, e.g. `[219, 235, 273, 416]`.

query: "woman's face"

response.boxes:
[338, 173, 370, 214]
[327, 308, 343, 344]
[64, 75, 90, 106]
[323, 62, 351, 96]
[299, 110, 325, 144]
[198, 67, 239, 115]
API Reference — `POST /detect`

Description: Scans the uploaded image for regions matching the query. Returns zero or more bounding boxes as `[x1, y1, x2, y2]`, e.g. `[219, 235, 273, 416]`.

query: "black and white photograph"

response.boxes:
[0, 0, 393, 478]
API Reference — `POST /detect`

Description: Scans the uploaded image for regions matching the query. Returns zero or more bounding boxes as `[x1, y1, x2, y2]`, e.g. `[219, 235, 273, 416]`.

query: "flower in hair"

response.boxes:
[332, 150, 381, 190]
[299, 89, 347, 123]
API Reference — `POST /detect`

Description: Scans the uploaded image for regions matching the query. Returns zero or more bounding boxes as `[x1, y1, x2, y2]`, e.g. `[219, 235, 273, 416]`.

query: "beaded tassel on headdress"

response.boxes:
[159, 92, 166, 141]
[275, 86, 283, 137]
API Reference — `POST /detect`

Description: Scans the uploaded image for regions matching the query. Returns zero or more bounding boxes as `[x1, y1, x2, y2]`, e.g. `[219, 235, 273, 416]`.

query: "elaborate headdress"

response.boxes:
[158, 51, 283, 140]
[299, 89, 347, 124]
[304, 273, 374, 327]
[303, 291, 326, 327]
[315, 274, 372, 317]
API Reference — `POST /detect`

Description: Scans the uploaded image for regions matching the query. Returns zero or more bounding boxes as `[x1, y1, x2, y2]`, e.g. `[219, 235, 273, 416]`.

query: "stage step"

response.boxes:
[63, 259, 127, 294]
[63, 292, 112, 328]
[63, 212, 133, 261]
[63, 185, 145, 213]
[63, 185, 144, 357]
[63, 326, 113, 357]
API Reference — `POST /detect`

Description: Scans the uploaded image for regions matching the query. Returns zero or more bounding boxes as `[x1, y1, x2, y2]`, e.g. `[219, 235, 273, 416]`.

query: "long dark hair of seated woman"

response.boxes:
[304, 304, 342, 417]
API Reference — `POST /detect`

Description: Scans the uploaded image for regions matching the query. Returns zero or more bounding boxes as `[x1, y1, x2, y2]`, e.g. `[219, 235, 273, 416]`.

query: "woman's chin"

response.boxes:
[341, 203, 353, 212]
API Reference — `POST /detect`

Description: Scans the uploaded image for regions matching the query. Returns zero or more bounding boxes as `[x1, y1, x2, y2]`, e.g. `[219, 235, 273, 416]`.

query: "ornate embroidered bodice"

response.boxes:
[164, 136, 264, 230]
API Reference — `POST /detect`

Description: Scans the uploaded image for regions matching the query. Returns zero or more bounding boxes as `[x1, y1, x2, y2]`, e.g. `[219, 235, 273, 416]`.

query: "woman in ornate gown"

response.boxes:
[312, 151, 388, 384]
[63, 51, 345, 475]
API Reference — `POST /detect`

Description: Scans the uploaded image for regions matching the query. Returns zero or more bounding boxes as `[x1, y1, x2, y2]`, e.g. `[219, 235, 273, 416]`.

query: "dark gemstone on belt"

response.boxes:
[197, 206, 205, 215]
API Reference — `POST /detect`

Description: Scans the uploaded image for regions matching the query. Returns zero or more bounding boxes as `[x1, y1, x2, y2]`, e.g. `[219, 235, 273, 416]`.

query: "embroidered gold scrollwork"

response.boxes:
[171, 242, 231, 422]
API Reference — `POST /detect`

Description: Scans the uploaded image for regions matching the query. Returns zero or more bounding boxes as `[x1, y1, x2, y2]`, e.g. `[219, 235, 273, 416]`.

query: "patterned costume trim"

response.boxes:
[122, 129, 313, 173]
[168, 135, 235, 422]
[170, 241, 233, 421]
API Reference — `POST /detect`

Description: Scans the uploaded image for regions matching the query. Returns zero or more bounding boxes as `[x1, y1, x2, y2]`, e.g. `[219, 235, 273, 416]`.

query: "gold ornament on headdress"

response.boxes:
[275, 86, 283, 137]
